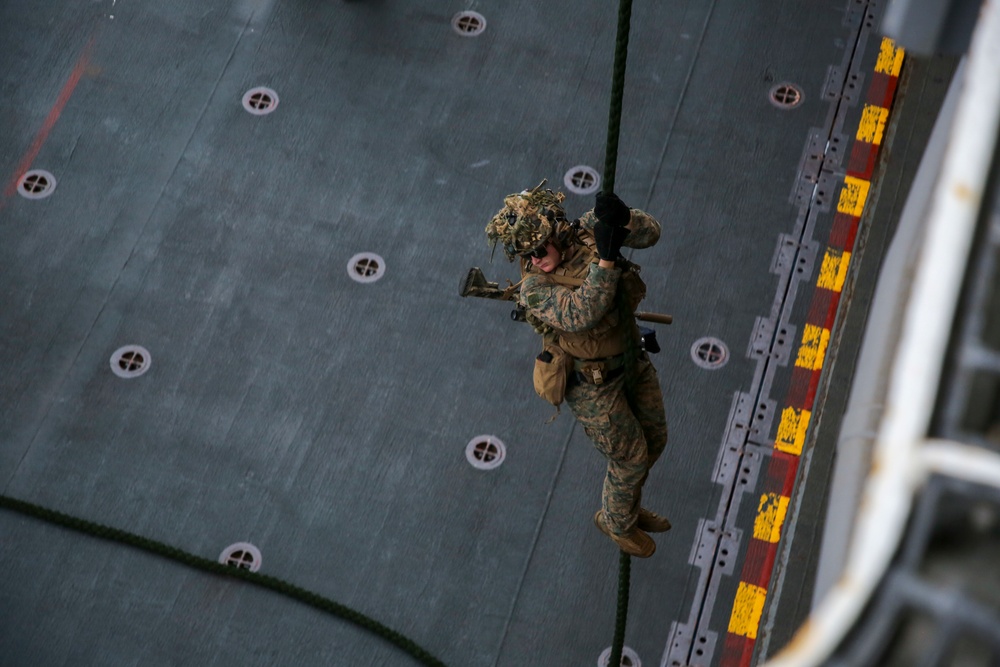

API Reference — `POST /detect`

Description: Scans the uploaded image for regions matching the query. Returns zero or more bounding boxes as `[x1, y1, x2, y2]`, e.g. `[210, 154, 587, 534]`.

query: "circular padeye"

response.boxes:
[465, 435, 506, 470]
[598, 645, 641, 667]
[564, 165, 601, 195]
[691, 337, 729, 370]
[347, 252, 386, 284]
[18, 169, 57, 200]
[769, 82, 804, 109]
[218, 542, 262, 572]
[242, 87, 280, 115]
[451, 11, 486, 36]
[110, 345, 152, 379]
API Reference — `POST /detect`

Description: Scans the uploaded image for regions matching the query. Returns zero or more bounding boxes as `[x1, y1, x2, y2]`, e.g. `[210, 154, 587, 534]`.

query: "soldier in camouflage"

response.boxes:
[485, 183, 670, 558]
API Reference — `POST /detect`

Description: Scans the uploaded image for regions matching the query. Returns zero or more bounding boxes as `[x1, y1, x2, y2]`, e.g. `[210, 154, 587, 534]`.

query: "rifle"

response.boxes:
[460, 267, 672, 350]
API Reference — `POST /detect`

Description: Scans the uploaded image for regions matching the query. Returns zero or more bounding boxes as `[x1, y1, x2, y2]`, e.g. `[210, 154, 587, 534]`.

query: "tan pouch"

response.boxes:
[533, 343, 573, 406]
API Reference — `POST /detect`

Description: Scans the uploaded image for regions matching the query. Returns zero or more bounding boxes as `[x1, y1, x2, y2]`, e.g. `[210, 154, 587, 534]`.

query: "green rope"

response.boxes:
[602, 0, 634, 195]
[603, 0, 641, 407]
[608, 550, 632, 667]
[602, 2, 637, 665]
[0, 494, 447, 667]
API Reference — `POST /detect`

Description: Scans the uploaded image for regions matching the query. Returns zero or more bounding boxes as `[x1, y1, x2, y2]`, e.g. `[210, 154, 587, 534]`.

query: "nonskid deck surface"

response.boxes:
[0, 1, 929, 665]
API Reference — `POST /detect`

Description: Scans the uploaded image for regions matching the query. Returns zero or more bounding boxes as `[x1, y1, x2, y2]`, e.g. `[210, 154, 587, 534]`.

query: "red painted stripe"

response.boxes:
[723, 632, 756, 667]
[822, 291, 843, 331]
[786, 366, 813, 409]
[3, 34, 96, 200]
[847, 140, 879, 180]
[770, 450, 796, 489]
[876, 72, 900, 109]
[828, 212, 860, 250]
[805, 288, 835, 328]
[802, 368, 822, 412]
[866, 72, 901, 111]
[741, 539, 773, 589]
[841, 214, 862, 251]
[867, 71, 891, 109]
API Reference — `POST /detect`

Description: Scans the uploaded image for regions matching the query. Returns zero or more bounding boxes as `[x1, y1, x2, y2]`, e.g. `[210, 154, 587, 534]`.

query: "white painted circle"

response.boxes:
[219, 542, 262, 572]
[110, 345, 152, 379]
[564, 165, 601, 195]
[465, 435, 506, 470]
[18, 169, 57, 199]
[451, 11, 486, 36]
[691, 337, 729, 370]
[599, 645, 641, 667]
[347, 252, 386, 283]
[242, 87, 279, 115]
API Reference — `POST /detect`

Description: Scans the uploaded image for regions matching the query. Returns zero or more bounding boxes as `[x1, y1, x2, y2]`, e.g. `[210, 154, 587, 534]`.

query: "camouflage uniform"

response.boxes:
[519, 209, 668, 536]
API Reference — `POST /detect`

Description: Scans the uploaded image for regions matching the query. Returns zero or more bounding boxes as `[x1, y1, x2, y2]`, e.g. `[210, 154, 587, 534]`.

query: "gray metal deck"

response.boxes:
[0, 1, 945, 665]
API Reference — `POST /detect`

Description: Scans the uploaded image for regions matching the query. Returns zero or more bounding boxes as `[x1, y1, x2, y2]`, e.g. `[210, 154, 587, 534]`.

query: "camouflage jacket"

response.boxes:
[519, 208, 661, 359]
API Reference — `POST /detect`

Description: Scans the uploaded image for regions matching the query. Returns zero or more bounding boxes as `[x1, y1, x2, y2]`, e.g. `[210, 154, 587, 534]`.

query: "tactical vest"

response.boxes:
[522, 228, 646, 360]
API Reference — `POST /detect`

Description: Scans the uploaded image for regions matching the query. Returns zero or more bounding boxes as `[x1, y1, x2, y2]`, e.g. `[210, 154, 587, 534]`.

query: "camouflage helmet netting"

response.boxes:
[485, 186, 567, 261]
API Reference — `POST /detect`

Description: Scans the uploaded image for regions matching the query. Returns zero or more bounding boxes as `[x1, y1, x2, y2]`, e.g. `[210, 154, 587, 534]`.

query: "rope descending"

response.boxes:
[602, 0, 634, 196]
[603, 1, 637, 665]
[0, 494, 447, 667]
[609, 550, 632, 667]
[603, 0, 641, 411]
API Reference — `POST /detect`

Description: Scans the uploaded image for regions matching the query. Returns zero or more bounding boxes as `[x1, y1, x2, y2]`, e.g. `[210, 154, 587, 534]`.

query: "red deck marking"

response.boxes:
[873, 71, 900, 108]
[806, 289, 836, 330]
[3, 34, 96, 201]
[786, 366, 812, 408]
[847, 140, 879, 180]
[723, 633, 756, 667]
[828, 211, 861, 249]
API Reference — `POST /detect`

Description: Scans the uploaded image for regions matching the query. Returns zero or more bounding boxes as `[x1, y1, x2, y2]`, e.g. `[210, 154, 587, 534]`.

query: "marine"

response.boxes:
[484, 182, 670, 557]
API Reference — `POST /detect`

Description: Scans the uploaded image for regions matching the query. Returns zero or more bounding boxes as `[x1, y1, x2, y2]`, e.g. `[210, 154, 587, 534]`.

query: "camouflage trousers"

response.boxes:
[565, 354, 668, 535]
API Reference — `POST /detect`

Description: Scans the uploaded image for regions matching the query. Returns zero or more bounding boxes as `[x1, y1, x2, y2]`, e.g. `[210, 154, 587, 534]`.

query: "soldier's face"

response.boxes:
[530, 243, 562, 273]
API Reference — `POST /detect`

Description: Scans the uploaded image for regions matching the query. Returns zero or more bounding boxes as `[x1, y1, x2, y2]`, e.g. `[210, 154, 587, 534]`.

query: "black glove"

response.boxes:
[594, 219, 629, 261]
[594, 192, 631, 227]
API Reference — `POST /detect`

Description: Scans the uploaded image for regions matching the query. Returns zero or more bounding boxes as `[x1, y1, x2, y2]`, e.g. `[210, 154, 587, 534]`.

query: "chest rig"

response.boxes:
[521, 227, 647, 362]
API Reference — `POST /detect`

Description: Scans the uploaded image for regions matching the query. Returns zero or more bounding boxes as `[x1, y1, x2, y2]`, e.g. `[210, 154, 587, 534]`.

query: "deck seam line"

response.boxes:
[491, 422, 576, 667]
[642, 0, 719, 211]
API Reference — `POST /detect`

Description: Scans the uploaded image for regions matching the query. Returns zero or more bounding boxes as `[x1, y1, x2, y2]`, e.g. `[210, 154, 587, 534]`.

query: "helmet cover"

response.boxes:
[485, 183, 567, 262]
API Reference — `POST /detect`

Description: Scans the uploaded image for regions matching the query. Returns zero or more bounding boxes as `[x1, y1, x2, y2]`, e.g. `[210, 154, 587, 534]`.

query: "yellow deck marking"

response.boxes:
[729, 582, 767, 639]
[837, 176, 870, 217]
[795, 324, 830, 371]
[775, 406, 812, 455]
[876, 37, 905, 77]
[753, 493, 791, 543]
[856, 104, 889, 145]
[817, 248, 852, 292]
[726, 29, 905, 656]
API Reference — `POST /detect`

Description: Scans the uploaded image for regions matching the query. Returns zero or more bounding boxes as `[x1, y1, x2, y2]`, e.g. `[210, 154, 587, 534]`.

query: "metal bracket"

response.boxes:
[792, 128, 828, 206]
[823, 65, 846, 102]
[749, 316, 797, 366]
[713, 392, 753, 485]
[748, 399, 778, 446]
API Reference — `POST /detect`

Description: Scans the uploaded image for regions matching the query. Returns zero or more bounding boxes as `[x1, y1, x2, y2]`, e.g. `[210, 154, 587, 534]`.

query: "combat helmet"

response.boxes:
[486, 180, 570, 262]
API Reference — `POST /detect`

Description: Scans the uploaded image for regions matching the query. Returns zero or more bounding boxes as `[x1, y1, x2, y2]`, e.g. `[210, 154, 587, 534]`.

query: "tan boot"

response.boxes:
[637, 507, 672, 533]
[593, 510, 656, 558]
